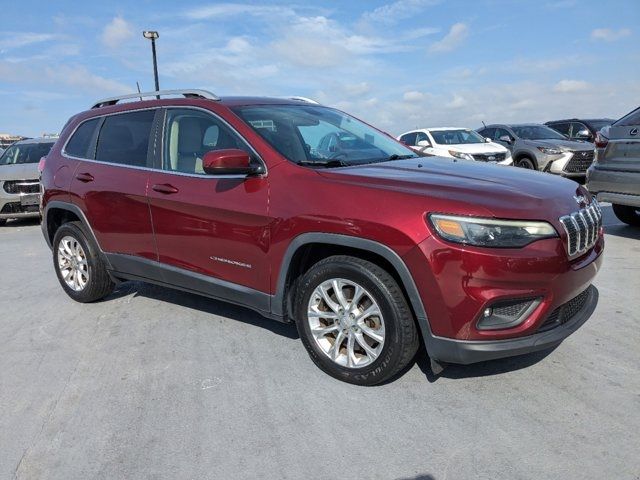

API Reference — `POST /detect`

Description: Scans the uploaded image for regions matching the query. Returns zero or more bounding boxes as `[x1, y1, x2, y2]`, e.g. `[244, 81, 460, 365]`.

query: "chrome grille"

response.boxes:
[559, 200, 602, 257]
[564, 150, 594, 173]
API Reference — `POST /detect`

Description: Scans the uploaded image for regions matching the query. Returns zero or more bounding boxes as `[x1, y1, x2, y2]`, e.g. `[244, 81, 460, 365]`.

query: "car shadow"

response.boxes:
[414, 345, 557, 383]
[2, 217, 41, 228]
[599, 204, 640, 240]
[105, 280, 299, 340]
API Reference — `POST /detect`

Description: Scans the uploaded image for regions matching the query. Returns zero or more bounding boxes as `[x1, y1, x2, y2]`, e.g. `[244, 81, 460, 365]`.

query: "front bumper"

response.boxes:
[0, 180, 42, 220]
[425, 285, 598, 364]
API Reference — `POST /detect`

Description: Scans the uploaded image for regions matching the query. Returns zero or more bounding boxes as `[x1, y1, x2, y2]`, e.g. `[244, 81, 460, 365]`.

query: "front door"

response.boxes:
[147, 107, 271, 296]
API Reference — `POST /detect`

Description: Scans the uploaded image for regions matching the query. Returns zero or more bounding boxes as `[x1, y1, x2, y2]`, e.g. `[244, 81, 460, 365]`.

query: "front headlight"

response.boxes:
[537, 146, 562, 155]
[428, 214, 557, 247]
[448, 150, 474, 160]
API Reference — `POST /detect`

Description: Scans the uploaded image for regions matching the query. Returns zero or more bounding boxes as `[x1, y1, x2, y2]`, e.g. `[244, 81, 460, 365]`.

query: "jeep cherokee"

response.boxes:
[41, 89, 603, 385]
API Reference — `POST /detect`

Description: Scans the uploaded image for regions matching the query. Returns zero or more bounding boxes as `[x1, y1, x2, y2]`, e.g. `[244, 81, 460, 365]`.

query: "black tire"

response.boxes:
[52, 221, 114, 302]
[515, 156, 536, 170]
[0, 219, 6, 226]
[294, 255, 419, 386]
[612, 204, 640, 226]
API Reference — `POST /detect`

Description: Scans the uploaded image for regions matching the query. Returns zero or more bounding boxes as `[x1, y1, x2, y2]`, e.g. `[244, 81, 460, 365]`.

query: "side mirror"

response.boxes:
[485, 137, 492, 143]
[416, 140, 431, 147]
[575, 129, 591, 140]
[202, 149, 256, 175]
[499, 135, 513, 144]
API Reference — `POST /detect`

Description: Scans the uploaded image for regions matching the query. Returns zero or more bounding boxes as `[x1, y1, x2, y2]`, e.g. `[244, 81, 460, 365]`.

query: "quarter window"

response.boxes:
[95, 110, 155, 167]
[163, 109, 251, 175]
[65, 118, 100, 159]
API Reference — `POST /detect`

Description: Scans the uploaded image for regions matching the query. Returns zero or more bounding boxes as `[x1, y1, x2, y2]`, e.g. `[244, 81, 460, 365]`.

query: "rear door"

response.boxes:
[602, 108, 640, 173]
[68, 109, 158, 260]
[147, 107, 271, 295]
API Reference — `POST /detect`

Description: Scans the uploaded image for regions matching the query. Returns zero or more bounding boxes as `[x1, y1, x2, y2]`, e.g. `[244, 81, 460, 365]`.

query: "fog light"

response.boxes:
[477, 298, 541, 330]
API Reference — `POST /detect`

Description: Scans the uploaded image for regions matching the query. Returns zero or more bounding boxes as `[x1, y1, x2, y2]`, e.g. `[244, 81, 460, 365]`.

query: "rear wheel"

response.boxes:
[294, 255, 419, 386]
[53, 221, 114, 302]
[515, 156, 536, 170]
[0, 219, 6, 226]
[612, 204, 640, 226]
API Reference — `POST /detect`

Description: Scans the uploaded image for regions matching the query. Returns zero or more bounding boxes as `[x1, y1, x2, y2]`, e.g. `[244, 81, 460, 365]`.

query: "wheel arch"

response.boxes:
[513, 151, 538, 170]
[272, 233, 432, 340]
[43, 201, 104, 255]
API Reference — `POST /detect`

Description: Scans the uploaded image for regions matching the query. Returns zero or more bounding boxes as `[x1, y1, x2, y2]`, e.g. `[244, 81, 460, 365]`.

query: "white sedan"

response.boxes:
[398, 127, 513, 165]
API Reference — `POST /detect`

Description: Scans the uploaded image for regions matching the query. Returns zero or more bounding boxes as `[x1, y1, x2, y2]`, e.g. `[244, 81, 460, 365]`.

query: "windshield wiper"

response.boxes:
[386, 154, 416, 161]
[297, 159, 347, 168]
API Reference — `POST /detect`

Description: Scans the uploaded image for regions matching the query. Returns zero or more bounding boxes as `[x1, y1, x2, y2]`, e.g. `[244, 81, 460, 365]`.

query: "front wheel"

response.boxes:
[52, 221, 115, 302]
[515, 157, 536, 170]
[0, 219, 6, 227]
[612, 204, 640, 226]
[294, 255, 419, 386]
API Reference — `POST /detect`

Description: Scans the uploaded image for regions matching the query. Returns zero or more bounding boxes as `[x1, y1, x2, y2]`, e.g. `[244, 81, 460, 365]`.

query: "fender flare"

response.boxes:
[42, 201, 105, 256]
[271, 232, 435, 342]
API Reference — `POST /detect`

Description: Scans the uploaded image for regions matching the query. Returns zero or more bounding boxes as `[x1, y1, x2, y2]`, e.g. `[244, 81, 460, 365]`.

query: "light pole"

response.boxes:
[142, 31, 160, 96]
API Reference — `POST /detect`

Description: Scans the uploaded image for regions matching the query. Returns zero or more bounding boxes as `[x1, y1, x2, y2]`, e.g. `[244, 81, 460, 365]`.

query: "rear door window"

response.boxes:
[95, 110, 156, 167]
[65, 118, 100, 159]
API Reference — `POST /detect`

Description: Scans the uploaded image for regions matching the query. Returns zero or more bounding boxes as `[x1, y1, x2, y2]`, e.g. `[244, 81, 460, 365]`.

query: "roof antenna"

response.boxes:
[136, 82, 143, 101]
[482, 120, 487, 128]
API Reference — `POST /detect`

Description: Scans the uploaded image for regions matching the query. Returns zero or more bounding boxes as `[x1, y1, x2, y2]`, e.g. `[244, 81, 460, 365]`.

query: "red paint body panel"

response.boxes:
[41, 96, 604, 349]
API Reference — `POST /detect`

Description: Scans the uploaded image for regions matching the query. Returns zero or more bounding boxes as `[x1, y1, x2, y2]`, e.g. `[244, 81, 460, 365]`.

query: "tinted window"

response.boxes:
[549, 122, 570, 136]
[95, 110, 155, 167]
[478, 127, 495, 139]
[163, 108, 250, 175]
[511, 125, 565, 140]
[430, 129, 485, 145]
[65, 118, 99, 158]
[400, 133, 417, 146]
[0, 141, 55, 165]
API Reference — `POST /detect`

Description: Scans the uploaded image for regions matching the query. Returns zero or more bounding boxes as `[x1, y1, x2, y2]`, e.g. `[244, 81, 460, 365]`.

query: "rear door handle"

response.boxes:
[152, 183, 179, 194]
[75, 172, 94, 183]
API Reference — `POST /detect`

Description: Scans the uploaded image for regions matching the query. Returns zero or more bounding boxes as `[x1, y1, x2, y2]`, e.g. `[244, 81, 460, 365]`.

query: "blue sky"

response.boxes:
[1, 0, 638, 137]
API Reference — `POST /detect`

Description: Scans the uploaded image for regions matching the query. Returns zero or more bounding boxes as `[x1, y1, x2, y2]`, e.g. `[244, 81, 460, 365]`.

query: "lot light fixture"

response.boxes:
[142, 31, 160, 97]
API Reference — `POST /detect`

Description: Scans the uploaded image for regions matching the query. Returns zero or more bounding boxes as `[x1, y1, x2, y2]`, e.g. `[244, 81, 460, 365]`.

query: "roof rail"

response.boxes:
[288, 96, 320, 105]
[91, 89, 220, 109]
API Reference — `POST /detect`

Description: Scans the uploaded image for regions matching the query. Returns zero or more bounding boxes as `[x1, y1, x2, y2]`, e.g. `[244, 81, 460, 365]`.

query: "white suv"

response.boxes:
[398, 127, 513, 166]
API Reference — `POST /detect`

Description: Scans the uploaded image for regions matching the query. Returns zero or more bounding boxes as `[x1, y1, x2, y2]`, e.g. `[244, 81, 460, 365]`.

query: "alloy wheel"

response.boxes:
[57, 235, 89, 292]
[307, 278, 385, 368]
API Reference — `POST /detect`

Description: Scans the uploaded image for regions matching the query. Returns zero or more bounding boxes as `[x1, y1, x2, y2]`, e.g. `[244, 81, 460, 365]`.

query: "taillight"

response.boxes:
[38, 156, 46, 173]
[594, 132, 608, 149]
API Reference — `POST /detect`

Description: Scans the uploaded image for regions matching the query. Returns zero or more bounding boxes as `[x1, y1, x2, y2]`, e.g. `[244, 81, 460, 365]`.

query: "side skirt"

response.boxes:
[105, 253, 285, 322]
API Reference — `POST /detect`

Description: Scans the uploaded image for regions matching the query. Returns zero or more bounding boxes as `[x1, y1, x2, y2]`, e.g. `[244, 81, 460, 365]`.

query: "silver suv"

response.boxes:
[0, 138, 55, 226]
[477, 123, 594, 177]
[587, 106, 640, 226]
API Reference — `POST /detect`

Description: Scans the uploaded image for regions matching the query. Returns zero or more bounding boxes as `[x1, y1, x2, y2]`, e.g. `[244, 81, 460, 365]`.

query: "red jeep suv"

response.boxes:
[41, 89, 603, 385]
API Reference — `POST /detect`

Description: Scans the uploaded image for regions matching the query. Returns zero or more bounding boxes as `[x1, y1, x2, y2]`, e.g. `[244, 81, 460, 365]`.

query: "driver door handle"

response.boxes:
[152, 183, 179, 195]
[75, 172, 94, 183]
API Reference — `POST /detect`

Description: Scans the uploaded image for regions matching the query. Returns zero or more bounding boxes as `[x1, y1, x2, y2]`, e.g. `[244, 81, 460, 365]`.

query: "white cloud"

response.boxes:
[446, 93, 467, 108]
[361, 0, 440, 24]
[0, 60, 130, 94]
[185, 4, 295, 20]
[553, 79, 590, 93]
[429, 23, 468, 53]
[403, 91, 426, 102]
[0, 33, 56, 51]
[591, 28, 632, 42]
[344, 82, 371, 96]
[101, 16, 134, 49]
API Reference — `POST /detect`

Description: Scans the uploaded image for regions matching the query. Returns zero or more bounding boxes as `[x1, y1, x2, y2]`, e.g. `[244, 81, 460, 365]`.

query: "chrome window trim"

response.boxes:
[60, 105, 267, 180]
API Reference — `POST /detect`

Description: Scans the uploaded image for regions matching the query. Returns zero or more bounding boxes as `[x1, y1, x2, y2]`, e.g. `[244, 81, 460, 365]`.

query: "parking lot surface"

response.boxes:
[1, 205, 638, 480]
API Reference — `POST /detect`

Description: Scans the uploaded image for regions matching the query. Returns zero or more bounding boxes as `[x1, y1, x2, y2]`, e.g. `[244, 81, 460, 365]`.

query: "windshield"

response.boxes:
[430, 129, 485, 145]
[0, 142, 54, 165]
[511, 125, 566, 141]
[232, 105, 417, 167]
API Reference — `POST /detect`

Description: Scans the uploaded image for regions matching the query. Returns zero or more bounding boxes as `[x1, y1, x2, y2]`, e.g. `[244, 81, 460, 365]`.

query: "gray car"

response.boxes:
[477, 123, 594, 177]
[587, 106, 640, 226]
[0, 138, 55, 225]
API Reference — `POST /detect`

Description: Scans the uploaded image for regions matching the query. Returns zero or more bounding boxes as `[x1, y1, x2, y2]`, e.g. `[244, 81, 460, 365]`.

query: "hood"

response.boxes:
[318, 156, 587, 222]
[523, 139, 592, 151]
[0, 163, 40, 181]
[441, 142, 508, 154]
